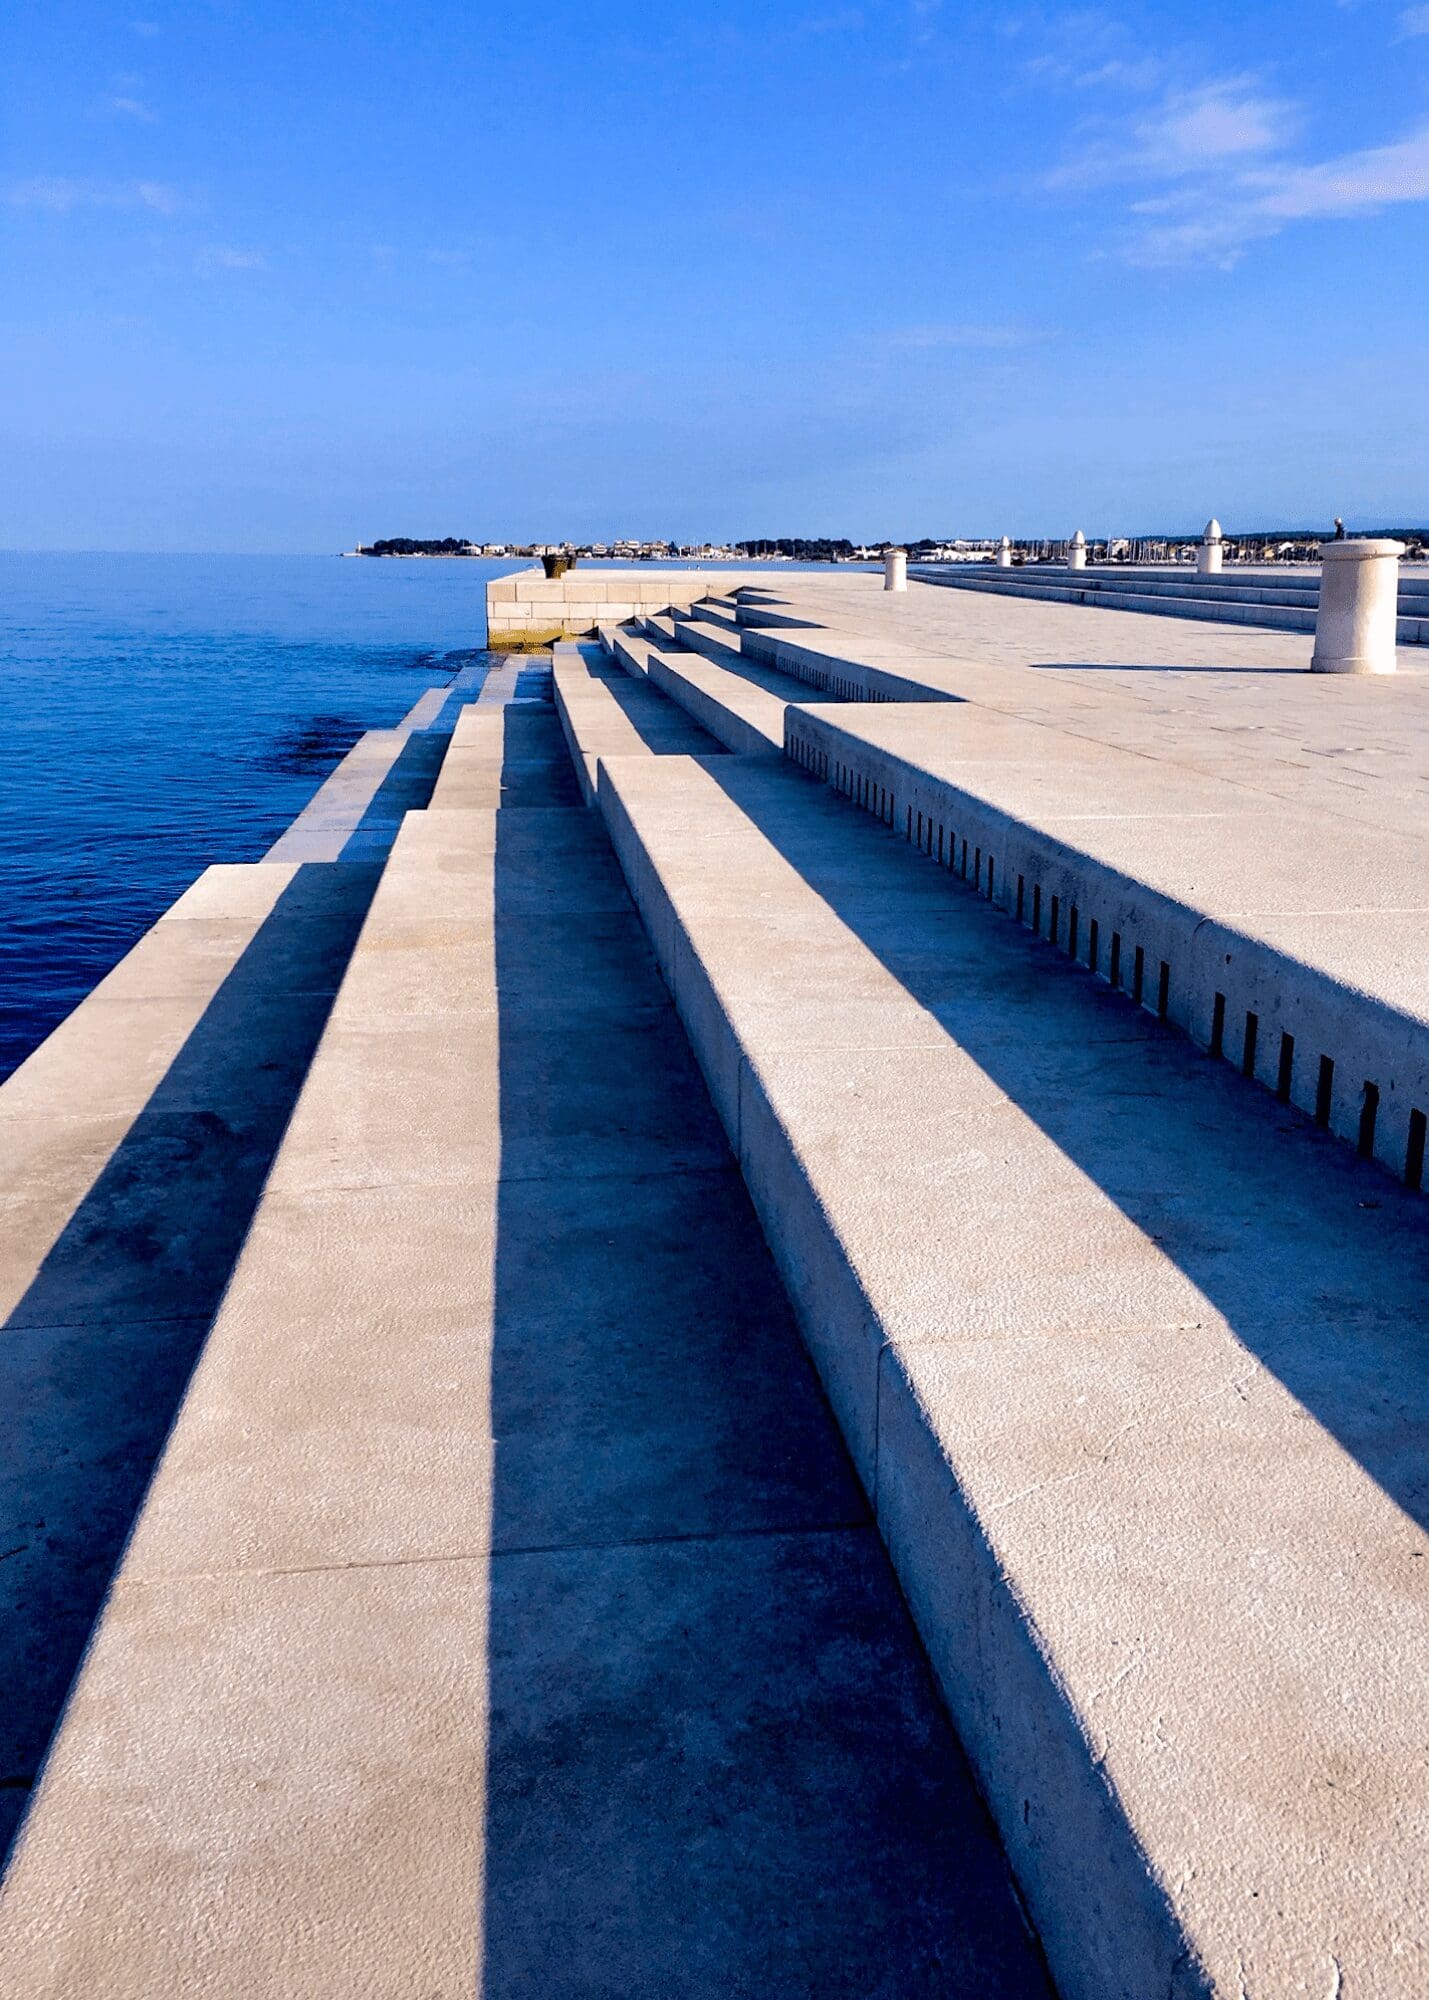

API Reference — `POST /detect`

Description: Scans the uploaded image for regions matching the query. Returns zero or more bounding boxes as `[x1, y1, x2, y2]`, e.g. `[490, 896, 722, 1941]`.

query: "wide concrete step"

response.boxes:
[641, 650, 796, 757]
[923, 568, 1318, 631]
[920, 566, 1429, 644]
[685, 598, 741, 634]
[553, 643, 718, 801]
[0, 692, 1054, 1999]
[638, 611, 682, 647]
[593, 621, 662, 680]
[739, 616, 960, 703]
[784, 700, 1429, 1188]
[669, 610, 756, 664]
[0, 665, 499, 1866]
[592, 745, 1429, 2000]
[972, 569, 1326, 610]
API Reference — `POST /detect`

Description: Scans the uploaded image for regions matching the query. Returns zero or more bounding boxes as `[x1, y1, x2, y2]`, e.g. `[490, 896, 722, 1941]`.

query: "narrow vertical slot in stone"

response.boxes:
[1110, 931, 1121, 987]
[1133, 945, 1145, 1005]
[1210, 992, 1226, 1058]
[1316, 1056, 1335, 1128]
[1406, 1108, 1427, 1190]
[1243, 1010, 1259, 1078]
[1277, 1031, 1296, 1104]
[1157, 961, 1170, 1019]
[1358, 1083, 1379, 1160]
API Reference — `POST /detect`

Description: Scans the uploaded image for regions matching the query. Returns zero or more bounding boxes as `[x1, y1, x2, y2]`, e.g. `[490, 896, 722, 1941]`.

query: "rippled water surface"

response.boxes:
[0, 552, 520, 1079]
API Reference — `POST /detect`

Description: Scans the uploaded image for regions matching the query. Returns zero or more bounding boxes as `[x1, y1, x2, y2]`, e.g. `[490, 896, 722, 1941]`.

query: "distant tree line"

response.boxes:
[364, 537, 472, 557]
[733, 537, 856, 560]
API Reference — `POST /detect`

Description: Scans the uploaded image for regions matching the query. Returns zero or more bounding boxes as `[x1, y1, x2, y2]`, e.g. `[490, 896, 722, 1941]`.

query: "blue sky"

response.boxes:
[3, 1, 1428, 550]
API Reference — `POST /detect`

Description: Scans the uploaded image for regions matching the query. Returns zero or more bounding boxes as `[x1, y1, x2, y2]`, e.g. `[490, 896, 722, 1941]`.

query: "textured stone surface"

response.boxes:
[0, 674, 1048, 2000]
[595, 743, 1429, 2000]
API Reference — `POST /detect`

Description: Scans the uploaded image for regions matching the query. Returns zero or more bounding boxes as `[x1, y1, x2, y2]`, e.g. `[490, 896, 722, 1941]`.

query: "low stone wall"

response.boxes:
[485, 568, 774, 647]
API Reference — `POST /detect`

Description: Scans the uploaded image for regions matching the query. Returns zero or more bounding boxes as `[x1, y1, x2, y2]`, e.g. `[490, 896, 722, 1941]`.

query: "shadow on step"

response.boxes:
[475, 707, 1053, 1995]
[590, 653, 727, 754]
[336, 723, 457, 857]
[702, 757, 1429, 1540]
[0, 862, 378, 1867]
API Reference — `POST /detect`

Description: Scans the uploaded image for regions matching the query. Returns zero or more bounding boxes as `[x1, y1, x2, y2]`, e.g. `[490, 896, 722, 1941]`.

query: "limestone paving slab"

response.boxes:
[594, 735, 1429, 2000]
[0, 663, 1052, 1998]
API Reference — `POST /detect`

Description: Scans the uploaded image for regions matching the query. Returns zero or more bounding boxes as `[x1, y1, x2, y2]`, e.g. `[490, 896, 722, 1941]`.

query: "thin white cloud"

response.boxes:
[1038, 42, 1429, 269]
[1046, 75, 1297, 191]
[1400, 6, 1429, 34]
[3, 176, 182, 215]
[1007, 9, 1168, 94]
[1125, 121, 1429, 265]
[106, 94, 157, 123]
[197, 245, 266, 271]
[130, 18, 160, 34]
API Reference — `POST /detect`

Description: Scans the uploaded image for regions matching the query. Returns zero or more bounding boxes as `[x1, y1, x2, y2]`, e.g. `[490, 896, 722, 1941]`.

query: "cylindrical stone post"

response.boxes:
[996, 535, 1013, 569]
[1067, 530, 1087, 572]
[1196, 518, 1224, 577]
[1312, 538, 1404, 674]
[884, 548, 907, 591]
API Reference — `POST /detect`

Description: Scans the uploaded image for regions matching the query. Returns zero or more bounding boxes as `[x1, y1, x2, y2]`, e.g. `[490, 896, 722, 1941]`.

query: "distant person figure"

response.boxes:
[1333, 517, 1346, 540]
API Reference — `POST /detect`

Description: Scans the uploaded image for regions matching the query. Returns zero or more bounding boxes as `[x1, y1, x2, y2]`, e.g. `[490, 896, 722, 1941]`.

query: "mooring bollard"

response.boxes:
[1312, 537, 1404, 674]
[884, 548, 907, 591]
[1196, 518, 1224, 577]
[996, 535, 1013, 569]
[1067, 530, 1087, 572]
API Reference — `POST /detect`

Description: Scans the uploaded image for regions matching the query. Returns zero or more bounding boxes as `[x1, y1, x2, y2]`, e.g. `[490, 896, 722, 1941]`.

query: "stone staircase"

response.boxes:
[0, 653, 1053, 1999]
[4, 605, 1426, 1997]
[916, 560, 1429, 644]
[572, 601, 1428, 1996]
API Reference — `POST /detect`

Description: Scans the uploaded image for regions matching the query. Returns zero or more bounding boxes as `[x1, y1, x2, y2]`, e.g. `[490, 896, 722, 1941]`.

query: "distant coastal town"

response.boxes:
[348, 528, 1429, 565]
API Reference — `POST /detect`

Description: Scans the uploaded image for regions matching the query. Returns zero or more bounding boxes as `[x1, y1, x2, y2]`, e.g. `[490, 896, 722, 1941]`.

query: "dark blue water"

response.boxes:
[0, 553, 522, 1080]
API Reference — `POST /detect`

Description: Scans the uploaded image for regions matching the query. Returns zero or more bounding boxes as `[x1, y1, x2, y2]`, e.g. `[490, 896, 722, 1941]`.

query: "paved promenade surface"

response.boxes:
[0, 662, 1050, 1996]
[750, 569, 1428, 834]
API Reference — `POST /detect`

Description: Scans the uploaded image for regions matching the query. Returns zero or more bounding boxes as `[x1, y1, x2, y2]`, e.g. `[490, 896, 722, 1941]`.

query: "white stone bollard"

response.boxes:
[884, 548, 907, 592]
[1067, 530, 1087, 572]
[1196, 518, 1224, 577]
[1312, 538, 1404, 674]
[996, 535, 1013, 569]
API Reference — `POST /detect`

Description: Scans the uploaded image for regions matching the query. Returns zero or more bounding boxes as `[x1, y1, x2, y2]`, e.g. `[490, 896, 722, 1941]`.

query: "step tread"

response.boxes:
[594, 745, 1429, 2000]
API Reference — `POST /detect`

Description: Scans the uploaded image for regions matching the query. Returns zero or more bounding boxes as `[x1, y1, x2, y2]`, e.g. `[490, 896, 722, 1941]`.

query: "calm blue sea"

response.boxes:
[0, 553, 521, 1080]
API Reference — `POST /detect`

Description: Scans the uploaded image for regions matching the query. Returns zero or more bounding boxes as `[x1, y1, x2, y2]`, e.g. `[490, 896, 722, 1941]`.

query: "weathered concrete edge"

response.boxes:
[590, 750, 1211, 2000]
[783, 705, 1429, 1189]
[916, 565, 1429, 645]
[643, 653, 784, 757]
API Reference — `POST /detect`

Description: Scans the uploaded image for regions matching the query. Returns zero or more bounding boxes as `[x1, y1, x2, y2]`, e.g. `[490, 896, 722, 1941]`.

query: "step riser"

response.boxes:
[592, 747, 1429, 2000]
[591, 757, 1214, 2000]
[645, 654, 782, 757]
[917, 571, 1429, 643]
[741, 627, 938, 704]
[784, 711, 1428, 1188]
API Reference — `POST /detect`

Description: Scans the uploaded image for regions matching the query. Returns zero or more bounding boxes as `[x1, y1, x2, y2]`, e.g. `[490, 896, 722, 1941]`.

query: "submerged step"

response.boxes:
[593, 745, 1429, 2000]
